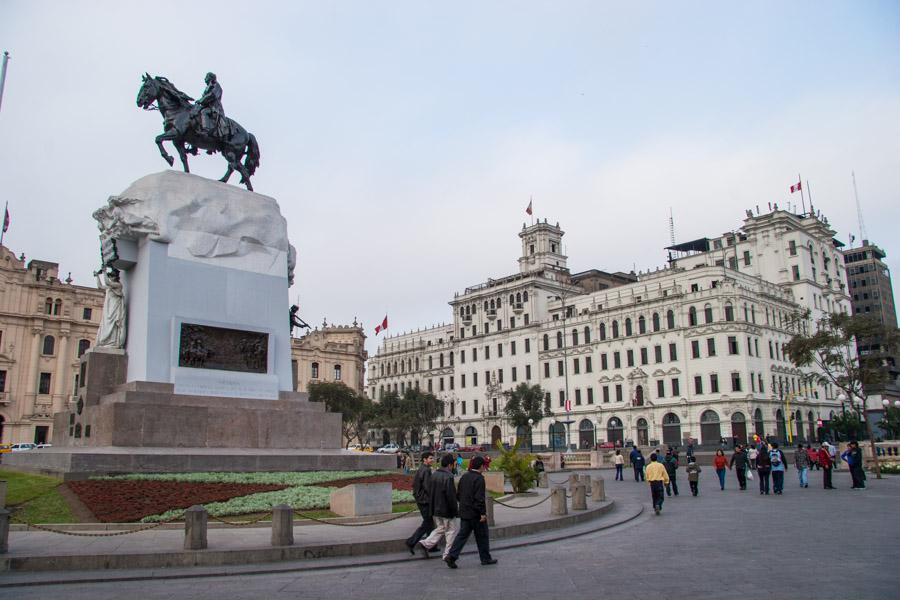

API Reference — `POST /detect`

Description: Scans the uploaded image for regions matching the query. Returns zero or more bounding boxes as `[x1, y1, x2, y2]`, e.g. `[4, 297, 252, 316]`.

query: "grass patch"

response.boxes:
[14, 488, 76, 524]
[0, 469, 76, 524]
[0, 468, 63, 505]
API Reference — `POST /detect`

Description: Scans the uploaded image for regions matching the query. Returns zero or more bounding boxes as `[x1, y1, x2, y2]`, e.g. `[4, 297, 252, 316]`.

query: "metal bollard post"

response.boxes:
[271, 504, 294, 546]
[485, 496, 495, 526]
[184, 505, 208, 550]
[592, 478, 606, 502]
[538, 472, 549, 488]
[0, 508, 9, 554]
[550, 486, 568, 516]
[0, 480, 7, 508]
[572, 483, 587, 510]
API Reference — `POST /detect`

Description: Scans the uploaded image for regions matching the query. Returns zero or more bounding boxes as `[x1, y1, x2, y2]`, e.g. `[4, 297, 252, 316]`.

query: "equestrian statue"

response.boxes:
[137, 72, 260, 191]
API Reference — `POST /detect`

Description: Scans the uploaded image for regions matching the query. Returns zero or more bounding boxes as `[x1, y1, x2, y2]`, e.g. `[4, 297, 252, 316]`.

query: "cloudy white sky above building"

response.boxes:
[2, 1, 898, 356]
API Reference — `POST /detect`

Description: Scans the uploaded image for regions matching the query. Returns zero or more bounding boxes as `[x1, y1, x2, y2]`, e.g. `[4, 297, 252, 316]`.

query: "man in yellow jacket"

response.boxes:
[646, 453, 670, 515]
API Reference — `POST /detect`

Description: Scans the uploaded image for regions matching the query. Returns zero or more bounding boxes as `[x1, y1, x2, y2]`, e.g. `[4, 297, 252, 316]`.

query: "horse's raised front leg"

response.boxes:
[154, 132, 177, 167]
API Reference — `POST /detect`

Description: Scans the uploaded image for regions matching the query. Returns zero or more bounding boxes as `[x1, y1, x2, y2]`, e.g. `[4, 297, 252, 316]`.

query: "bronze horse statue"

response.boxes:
[136, 74, 260, 191]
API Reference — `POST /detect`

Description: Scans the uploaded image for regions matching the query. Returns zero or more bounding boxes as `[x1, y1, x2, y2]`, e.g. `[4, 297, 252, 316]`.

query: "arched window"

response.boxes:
[415, 357, 419, 371]
[556, 331, 563, 349]
[464, 425, 478, 445]
[578, 419, 596, 449]
[549, 422, 566, 450]
[634, 385, 644, 407]
[625, 318, 633, 336]
[667, 310, 675, 329]
[53, 299, 63, 316]
[606, 417, 624, 444]
[380, 364, 385, 376]
[516, 292, 522, 303]
[78, 339, 91, 357]
[704, 304, 713, 324]
[652, 312, 661, 332]
[731, 411, 747, 444]
[42, 335, 55, 355]
[636, 418, 649, 446]
[662, 412, 681, 446]
[724, 302, 734, 321]
[638, 315, 646, 334]
[490, 299, 495, 310]
[688, 306, 698, 326]
[584, 326, 591, 344]
[333, 364, 342, 381]
[700, 410, 721, 445]
[484, 301, 489, 311]
[612, 320, 619, 338]
[571, 329, 579, 346]
[509, 294, 515, 305]
[44, 298, 53, 315]
[523, 291, 528, 302]
[776, 409, 786, 441]
[496, 297, 502, 307]
[439, 354, 444, 368]
[543, 334, 549, 351]
[599, 323, 606, 340]
[311, 362, 319, 379]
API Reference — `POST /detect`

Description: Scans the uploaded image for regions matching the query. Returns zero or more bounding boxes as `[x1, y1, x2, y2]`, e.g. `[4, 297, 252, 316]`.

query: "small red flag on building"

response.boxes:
[790, 180, 802, 194]
[375, 315, 388, 335]
[565, 398, 571, 412]
[526, 199, 533, 216]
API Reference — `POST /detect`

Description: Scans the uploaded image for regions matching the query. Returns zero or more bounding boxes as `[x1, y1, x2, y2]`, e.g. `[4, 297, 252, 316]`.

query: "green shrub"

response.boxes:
[492, 438, 537, 493]
[879, 462, 900, 475]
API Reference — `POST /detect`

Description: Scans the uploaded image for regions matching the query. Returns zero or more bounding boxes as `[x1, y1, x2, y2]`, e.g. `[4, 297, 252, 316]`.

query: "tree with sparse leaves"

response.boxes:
[785, 311, 900, 478]
[308, 381, 373, 448]
[371, 388, 442, 446]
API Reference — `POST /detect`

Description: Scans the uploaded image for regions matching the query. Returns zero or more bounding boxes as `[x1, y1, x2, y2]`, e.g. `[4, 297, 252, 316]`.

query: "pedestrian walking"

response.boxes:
[533, 457, 545, 473]
[455, 453, 464, 476]
[756, 446, 772, 495]
[806, 444, 819, 470]
[686, 456, 701, 496]
[614, 449, 624, 481]
[630, 447, 646, 481]
[713, 449, 728, 490]
[417, 454, 459, 560]
[842, 441, 867, 490]
[663, 449, 679, 496]
[824, 440, 838, 470]
[729, 444, 749, 491]
[770, 442, 787, 495]
[405, 451, 436, 553]
[818, 443, 835, 489]
[445, 456, 496, 568]
[687, 439, 695, 460]
[748, 445, 759, 470]
[646, 452, 670, 515]
[794, 445, 810, 488]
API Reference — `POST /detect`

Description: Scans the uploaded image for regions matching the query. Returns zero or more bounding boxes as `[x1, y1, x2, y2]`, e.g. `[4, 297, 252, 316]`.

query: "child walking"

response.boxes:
[686, 456, 701, 496]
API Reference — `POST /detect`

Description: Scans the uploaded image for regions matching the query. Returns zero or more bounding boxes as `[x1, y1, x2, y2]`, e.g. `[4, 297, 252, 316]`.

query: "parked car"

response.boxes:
[0, 444, 12, 454]
[598, 441, 616, 449]
[376, 443, 400, 454]
[36, 443, 53, 449]
[11, 443, 36, 452]
[458, 444, 486, 452]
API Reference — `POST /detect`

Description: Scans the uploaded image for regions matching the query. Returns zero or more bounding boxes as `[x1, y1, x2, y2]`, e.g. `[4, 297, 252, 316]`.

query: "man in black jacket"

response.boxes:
[405, 452, 435, 553]
[445, 455, 496, 568]
[416, 454, 458, 561]
[729, 444, 749, 490]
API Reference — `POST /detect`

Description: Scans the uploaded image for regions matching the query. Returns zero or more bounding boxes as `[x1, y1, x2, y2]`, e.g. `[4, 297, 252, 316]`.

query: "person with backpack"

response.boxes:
[663, 449, 679, 496]
[712, 448, 728, 490]
[630, 448, 646, 482]
[686, 456, 702, 496]
[756, 445, 772, 495]
[769, 442, 788, 495]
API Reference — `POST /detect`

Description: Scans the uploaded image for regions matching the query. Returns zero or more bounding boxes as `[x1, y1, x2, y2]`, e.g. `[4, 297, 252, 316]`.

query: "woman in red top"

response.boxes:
[713, 449, 728, 490]
[818, 445, 835, 489]
[806, 444, 819, 470]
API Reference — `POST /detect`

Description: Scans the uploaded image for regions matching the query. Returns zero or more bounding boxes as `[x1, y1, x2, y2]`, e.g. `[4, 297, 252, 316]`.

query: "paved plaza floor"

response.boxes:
[2, 468, 897, 599]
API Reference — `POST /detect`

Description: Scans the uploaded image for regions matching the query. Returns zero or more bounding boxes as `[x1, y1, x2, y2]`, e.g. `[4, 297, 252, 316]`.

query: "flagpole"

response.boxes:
[0, 201, 7, 248]
[798, 173, 806, 215]
[0, 51, 10, 113]
[806, 180, 813, 214]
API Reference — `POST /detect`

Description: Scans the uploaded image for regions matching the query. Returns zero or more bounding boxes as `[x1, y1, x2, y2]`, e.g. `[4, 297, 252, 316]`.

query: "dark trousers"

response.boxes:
[758, 469, 771, 494]
[405, 503, 434, 548]
[772, 470, 785, 493]
[650, 481, 665, 510]
[447, 517, 491, 562]
[633, 465, 645, 481]
[689, 480, 698, 496]
[615, 464, 624, 480]
[850, 466, 866, 488]
[823, 466, 833, 488]
[665, 476, 678, 496]
[736, 468, 747, 490]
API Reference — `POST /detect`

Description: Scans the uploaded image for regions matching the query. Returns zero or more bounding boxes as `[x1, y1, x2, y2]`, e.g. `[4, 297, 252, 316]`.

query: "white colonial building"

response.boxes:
[367, 208, 851, 450]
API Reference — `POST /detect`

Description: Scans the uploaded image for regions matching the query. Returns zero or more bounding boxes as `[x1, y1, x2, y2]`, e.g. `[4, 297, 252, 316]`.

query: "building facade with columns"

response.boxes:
[291, 321, 368, 395]
[0, 246, 104, 444]
[367, 209, 852, 450]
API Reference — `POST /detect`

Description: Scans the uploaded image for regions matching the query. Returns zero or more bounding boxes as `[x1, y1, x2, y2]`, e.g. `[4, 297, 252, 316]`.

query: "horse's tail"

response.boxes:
[244, 133, 260, 176]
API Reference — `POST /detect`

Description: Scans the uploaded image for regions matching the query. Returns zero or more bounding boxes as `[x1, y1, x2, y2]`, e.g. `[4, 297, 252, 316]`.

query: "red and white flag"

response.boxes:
[790, 180, 802, 194]
[565, 398, 571, 412]
[374, 315, 388, 335]
[526, 199, 533, 216]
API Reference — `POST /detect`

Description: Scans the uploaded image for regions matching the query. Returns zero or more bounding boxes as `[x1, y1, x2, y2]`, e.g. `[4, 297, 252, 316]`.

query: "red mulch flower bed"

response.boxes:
[310, 473, 414, 492]
[67, 480, 288, 523]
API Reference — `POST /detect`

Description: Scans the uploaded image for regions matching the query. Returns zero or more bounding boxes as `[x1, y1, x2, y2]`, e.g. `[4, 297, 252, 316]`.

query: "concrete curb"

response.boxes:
[0, 502, 644, 587]
[1, 499, 620, 575]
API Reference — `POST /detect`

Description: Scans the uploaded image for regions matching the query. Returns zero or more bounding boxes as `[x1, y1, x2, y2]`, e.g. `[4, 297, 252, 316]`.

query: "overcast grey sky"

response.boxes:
[2, 1, 899, 357]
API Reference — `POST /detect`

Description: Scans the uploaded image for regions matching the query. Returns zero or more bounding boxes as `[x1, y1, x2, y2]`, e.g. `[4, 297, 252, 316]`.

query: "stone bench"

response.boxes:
[329, 483, 392, 517]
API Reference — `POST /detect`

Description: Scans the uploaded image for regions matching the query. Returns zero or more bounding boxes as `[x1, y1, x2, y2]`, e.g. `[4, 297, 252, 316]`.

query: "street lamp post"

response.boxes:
[528, 417, 534, 452]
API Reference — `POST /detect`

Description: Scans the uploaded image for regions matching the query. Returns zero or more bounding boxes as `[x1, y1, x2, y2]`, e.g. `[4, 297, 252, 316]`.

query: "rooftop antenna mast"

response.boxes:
[666, 207, 676, 264]
[852, 171, 868, 246]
